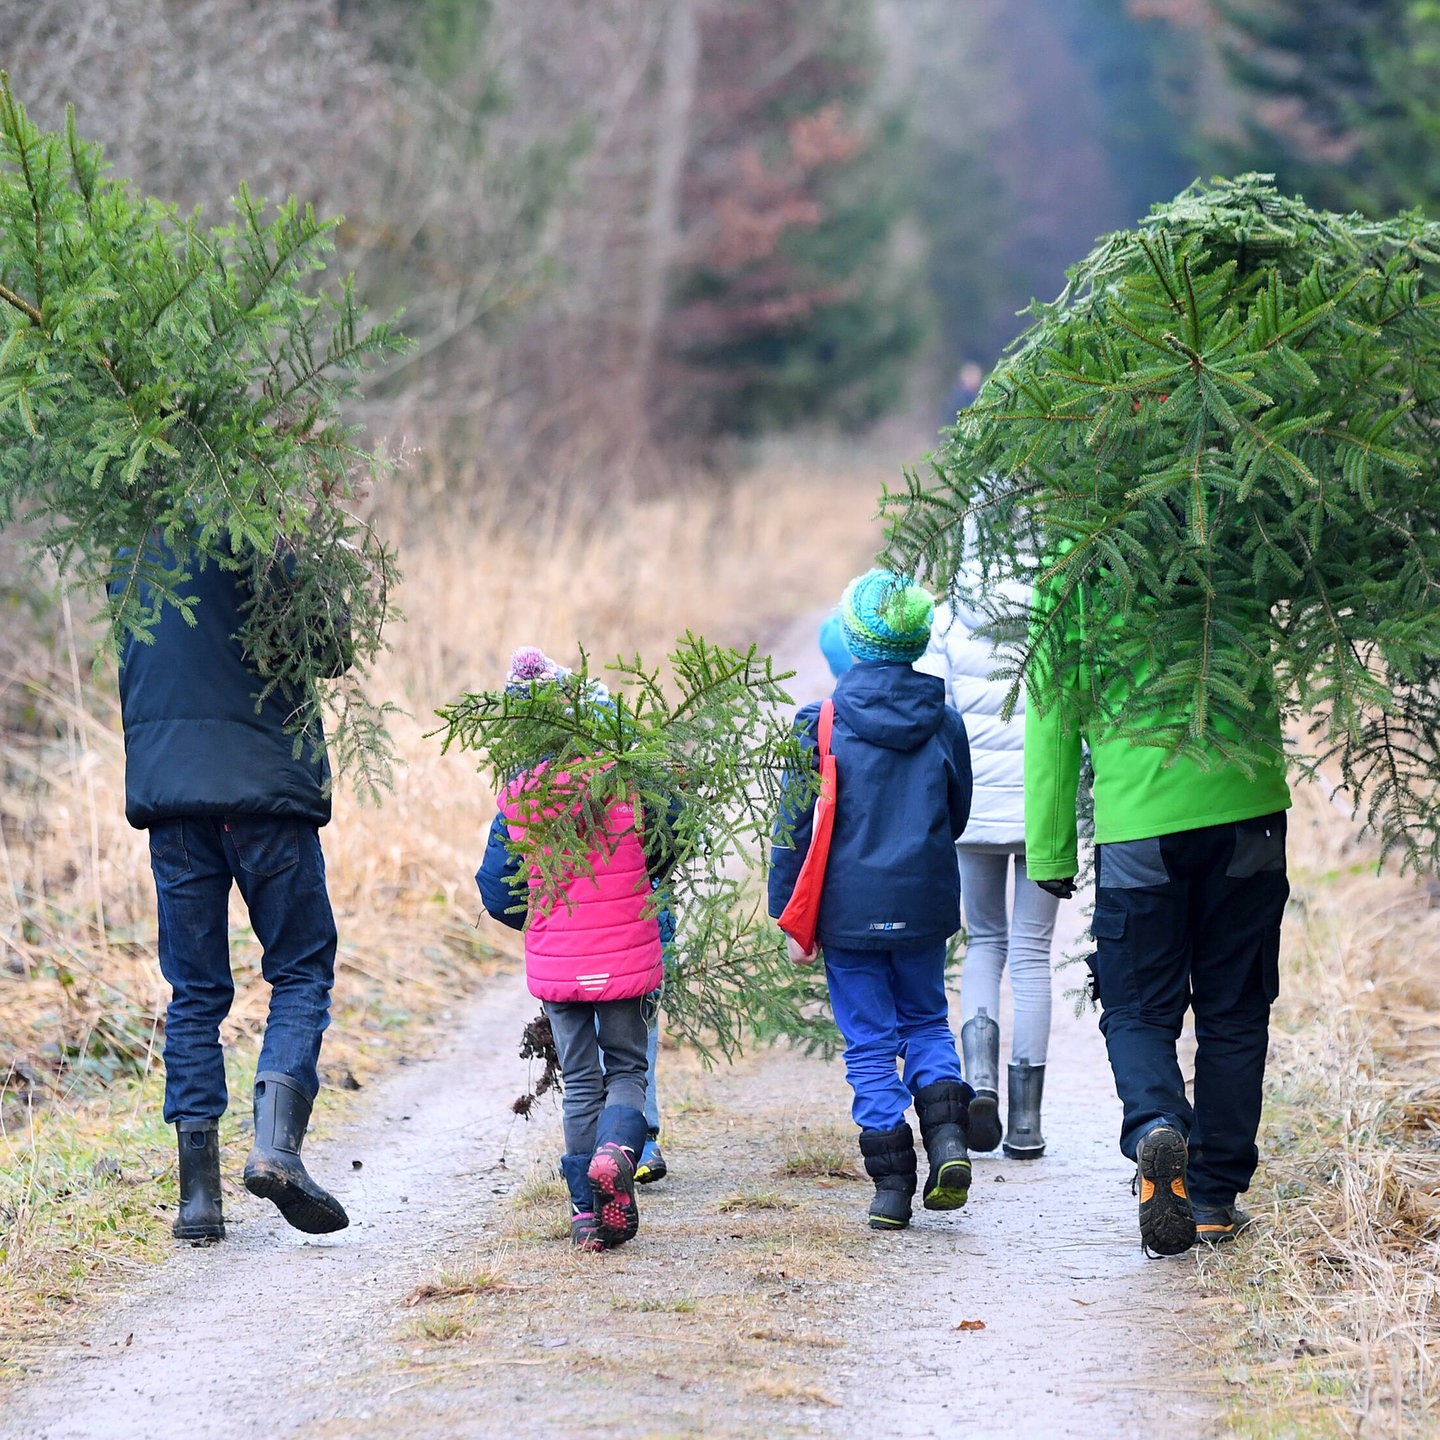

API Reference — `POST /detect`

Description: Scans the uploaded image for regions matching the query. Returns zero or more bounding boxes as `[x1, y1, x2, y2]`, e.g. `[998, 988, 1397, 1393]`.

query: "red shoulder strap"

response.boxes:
[818, 698, 835, 757]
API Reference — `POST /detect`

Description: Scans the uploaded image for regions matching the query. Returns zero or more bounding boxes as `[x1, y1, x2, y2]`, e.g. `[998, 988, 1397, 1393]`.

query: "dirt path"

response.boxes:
[0, 615, 1226, 1440]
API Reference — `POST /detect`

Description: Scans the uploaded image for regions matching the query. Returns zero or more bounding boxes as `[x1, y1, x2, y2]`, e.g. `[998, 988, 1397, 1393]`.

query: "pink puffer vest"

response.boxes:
[500, 769, 664, 1004]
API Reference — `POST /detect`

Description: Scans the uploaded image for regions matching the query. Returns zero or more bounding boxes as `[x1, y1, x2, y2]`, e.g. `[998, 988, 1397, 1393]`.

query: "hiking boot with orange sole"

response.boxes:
[1194, 1203, 1253, 1245]
[1135, 1125, 1195, 1256]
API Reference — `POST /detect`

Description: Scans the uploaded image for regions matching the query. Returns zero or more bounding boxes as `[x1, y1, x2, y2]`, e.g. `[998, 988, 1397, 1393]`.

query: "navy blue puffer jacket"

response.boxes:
[111, 540, 332, 829]
[769, 661, 971, 950]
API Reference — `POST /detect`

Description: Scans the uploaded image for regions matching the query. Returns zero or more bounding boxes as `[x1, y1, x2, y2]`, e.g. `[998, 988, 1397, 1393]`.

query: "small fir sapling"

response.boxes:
[0, 77, 410, 794]
[437, 636, 837, 1059]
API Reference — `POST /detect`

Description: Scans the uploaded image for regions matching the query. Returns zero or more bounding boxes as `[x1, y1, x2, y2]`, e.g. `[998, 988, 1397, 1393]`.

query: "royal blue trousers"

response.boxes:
[823, 940, 963, 1132]
[149, 816, 338, 1124]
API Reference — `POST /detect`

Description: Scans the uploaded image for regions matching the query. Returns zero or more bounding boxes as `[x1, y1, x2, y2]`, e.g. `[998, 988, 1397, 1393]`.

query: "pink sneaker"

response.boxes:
[570, 1208, 605, 1252]
[587, 1143, 640, 1247]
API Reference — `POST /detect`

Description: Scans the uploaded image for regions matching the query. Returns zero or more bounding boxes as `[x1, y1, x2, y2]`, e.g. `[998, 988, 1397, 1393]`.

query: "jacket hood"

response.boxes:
[831, 662, 947, 751]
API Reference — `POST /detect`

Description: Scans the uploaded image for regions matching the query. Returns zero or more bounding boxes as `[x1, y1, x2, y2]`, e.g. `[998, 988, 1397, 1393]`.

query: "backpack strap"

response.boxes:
[817, 698, 835, 758]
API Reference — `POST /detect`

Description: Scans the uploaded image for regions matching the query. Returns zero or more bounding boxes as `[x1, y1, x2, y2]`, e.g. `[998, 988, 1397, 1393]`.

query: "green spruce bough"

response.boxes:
[437, 637, 835, 1058]
[883, 174, 1440, 871]
[0, 77, 409, 794]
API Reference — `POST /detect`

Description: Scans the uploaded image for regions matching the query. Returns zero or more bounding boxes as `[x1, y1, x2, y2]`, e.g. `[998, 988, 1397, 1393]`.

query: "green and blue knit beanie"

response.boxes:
[840, 569, 934, 663]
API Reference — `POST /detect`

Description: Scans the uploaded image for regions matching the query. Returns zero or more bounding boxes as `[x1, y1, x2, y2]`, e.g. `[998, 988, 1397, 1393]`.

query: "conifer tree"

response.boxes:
[1186, 0, 1440, 216]
[882, 174, 1440, 871]
[0, 79, 409, 793]
[436, 638, 834, 1056]
[659, 0, 927, 436]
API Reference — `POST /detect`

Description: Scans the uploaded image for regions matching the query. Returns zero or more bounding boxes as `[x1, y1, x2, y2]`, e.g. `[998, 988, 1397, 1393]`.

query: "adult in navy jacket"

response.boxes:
[113, 536, 350, 1242]
[770, 570, 974, 1232]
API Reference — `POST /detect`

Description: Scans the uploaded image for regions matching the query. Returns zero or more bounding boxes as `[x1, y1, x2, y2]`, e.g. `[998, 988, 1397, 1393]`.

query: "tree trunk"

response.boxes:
[633, 0, 700, 428]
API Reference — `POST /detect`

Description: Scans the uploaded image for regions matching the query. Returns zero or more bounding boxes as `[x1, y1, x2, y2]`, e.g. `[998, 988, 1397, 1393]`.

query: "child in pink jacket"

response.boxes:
[476, 647, 664, 1250]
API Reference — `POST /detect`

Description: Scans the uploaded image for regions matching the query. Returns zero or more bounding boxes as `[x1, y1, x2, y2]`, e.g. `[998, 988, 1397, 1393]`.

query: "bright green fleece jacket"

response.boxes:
[1023, 590, 1292, 883]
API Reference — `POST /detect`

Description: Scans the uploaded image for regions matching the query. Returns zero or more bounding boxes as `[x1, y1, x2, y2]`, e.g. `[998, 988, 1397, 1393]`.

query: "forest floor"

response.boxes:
[0, 612, 1226, 1440]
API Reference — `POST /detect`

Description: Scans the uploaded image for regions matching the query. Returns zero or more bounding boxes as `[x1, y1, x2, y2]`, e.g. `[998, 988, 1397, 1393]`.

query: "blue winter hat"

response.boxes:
[840, 569, 934, 663]
[817, 609, 854, 678]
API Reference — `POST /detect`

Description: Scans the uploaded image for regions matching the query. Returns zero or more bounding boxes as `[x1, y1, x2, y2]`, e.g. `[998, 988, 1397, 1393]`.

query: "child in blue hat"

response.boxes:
[771, 571, 975, 1230]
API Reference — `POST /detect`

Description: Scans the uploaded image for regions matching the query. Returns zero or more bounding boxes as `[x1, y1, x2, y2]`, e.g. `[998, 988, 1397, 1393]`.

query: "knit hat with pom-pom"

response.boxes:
[840, 570, 934, 663]
[505, 645, 569, 693]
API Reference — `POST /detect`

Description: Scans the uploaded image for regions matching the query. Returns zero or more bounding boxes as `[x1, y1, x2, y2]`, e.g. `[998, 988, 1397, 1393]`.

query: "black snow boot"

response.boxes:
[243, 1071, 349, 1234]
[913, 1080, 973, 1211]
[1002, 1062, 1046, 1159]
[858, 1122, 918, 1231]
[960, 1012, 1002, 1152]
[173, 1119, 225, 1242]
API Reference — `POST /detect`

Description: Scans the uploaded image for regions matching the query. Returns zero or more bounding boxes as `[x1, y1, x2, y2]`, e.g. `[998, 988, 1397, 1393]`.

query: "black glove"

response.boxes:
[1036, 876, 1076, 900]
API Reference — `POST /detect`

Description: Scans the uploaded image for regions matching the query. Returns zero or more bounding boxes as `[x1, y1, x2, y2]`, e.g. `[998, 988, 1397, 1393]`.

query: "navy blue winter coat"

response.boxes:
[111, 539, 333, 829]
[769, 661, 971, 950]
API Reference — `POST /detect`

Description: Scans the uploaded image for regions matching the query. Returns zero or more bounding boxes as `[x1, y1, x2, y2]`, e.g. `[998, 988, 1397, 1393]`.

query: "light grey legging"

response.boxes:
[543, 996, 649, 1156]
[958, 847, 1060, 1066]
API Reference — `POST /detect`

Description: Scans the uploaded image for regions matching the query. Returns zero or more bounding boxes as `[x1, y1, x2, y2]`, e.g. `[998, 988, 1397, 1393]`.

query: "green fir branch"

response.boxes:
[0, 76, 413, 790]
[436, 638, 834, 1057]
[881, 173, 1440, 871]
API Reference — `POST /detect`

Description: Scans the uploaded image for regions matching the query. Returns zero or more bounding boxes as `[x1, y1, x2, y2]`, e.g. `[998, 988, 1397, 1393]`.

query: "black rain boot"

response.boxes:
[858, 1122, 918, 1231]
[559, 1153, 603, 1252]
[914, 1080, 973, 1210]
[1002, 1062, 1046, 1158]
[960, 1012, 1002, 1152]
[173, 1119, 225, 1242]
[243, 1071, 349, 1234]
[588, 1104, 648, 1247]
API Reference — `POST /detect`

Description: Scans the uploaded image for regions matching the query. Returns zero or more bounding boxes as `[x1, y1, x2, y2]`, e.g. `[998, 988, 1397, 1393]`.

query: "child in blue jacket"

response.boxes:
[770, 570, 974, 1230]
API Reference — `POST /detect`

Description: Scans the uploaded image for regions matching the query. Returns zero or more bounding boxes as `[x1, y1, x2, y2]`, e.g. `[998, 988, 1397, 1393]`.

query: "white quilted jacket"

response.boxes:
[914, 592, 1027, 848]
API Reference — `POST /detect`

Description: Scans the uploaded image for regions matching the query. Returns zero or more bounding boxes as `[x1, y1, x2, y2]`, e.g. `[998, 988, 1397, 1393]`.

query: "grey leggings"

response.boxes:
[958, 848, 1059, 1066]
[544, 996, 649, 1155]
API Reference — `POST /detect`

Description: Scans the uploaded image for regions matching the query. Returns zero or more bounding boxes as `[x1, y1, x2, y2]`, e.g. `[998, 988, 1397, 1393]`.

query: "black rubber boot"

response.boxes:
[243, 1071, 349, 1234]
[914, 1080, 973, 1210]
[1002, 1062, 1047, 1158]
[858, 1122, 918, 1230]
[960, 1012, 1002, 1152]
[173, 1120, 225, 1242]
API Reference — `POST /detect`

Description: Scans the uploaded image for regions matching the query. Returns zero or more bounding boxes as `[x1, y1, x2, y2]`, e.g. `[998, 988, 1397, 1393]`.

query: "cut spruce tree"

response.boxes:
[436, 637, 835, 1057]
[0, 77, 409, 794]
[882, 173, 1440, 871]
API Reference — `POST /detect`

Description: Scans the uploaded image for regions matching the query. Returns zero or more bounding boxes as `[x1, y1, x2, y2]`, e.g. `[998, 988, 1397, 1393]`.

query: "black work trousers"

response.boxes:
[1089, 812, 1289, 1209]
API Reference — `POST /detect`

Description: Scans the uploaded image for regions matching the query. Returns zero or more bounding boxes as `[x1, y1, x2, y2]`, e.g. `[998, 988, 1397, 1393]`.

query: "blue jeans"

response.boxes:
[824, 941, 964, 1132]
[643, 1015, 661, 1135]
[1090, 813, 1289, 1209]
[640, 984, 664, 1134]
[149, 816, 338, 1124]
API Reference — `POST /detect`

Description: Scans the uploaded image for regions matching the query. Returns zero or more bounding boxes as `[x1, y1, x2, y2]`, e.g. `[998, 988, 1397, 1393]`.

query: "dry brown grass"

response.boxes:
[775, 1121, 861, 1180]
[1197, 779, 1440, 1438]
[0, 434, 896, 1350]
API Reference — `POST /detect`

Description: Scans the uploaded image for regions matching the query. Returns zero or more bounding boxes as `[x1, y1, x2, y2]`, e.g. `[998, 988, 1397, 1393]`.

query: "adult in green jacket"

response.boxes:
[1025, 586, 1291, 1256]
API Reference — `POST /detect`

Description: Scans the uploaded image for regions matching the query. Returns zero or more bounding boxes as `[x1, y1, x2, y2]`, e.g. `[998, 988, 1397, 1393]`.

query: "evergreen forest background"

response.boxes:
[6, 0, 1435, 493]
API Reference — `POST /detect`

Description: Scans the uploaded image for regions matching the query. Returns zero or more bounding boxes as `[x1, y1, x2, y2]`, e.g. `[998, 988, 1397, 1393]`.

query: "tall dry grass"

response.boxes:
[1199, 780, 1440, 1438]
[0, 436, 896, 1342]
[11, 430, 1438, 1430]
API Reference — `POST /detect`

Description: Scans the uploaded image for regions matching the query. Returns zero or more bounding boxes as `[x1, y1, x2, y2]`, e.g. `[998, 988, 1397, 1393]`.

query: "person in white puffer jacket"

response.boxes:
[916, 575, 1060, 1158]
